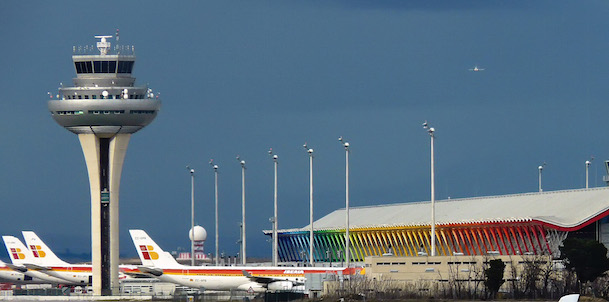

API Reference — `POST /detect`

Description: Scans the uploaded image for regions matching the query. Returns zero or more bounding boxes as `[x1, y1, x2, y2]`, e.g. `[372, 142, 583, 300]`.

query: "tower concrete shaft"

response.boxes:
[79, 134, 129, 294]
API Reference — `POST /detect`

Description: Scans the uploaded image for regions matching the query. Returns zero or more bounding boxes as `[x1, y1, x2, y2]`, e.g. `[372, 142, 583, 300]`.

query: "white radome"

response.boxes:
[189, 225, 207, 241]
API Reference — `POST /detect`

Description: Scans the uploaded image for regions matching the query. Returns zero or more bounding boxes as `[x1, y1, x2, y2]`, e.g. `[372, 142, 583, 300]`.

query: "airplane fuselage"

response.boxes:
[147, 266, 346, 292]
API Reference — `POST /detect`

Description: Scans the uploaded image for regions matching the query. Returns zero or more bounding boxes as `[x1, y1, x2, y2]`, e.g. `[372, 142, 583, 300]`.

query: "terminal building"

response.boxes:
[269, 187, 609, 263]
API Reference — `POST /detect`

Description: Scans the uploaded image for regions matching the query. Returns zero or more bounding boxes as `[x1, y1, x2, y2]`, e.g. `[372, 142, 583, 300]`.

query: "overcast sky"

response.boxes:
[1, 0, 609, 260]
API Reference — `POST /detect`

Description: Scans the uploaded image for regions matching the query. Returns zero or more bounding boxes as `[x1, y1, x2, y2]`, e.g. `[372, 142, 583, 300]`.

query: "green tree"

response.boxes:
[560, 238, 609, 283]
[484, 259, 506, 298]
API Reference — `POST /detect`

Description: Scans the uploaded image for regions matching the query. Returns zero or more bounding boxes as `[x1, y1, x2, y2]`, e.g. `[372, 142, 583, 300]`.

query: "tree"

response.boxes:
[485, 259, 506, 298]
[560, 238, 609, 284]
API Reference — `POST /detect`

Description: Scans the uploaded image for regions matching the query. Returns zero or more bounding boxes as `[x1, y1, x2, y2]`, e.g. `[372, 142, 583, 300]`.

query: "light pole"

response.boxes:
[209, 160, 219, 266]
[236, 156, 246, 265]
[338, 137, 350, 267]
[303, 143, 314, 266]
[538, 163, 546, 192]
[586, 158, 593, 189]
[268, 148, 279, 266]
[422, 122, 436, 257]
[186, 166, 195, 265]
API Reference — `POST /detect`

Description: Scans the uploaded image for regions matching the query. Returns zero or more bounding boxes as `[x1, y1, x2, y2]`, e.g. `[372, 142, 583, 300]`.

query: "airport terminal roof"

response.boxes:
[276, 187, 609, 234]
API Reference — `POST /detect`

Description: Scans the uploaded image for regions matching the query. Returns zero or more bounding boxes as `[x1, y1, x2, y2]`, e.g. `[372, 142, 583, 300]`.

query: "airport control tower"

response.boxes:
[48, 34, 161, 295]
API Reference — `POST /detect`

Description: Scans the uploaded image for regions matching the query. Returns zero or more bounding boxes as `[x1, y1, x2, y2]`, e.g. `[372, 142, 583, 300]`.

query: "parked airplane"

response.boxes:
[20, 231, 142, 284]
[130, 229, 359, 292]
[2, 235, 75, 285]
[0, 259, 48, 284]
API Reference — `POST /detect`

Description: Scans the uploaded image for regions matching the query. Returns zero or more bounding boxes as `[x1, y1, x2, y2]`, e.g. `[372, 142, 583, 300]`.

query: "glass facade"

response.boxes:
[74, 60, 133, 74]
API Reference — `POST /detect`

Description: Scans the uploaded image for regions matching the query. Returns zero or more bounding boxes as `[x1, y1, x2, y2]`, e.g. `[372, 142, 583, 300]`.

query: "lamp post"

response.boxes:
[237, 156, 246, 265]
[186, 166, 195, 265]
[586, 159, 593, 189]
[538, 163, 546, 192]
[209, 160, 219, 266]
[268, 149, 279, 266]
[338, 137, 350, 267]
[422, 122, 436, 257]
[303, 143, 314, 266]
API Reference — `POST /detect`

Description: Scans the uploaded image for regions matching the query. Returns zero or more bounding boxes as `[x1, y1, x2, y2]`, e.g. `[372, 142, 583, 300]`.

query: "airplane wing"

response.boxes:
[119, 266, 153, 279]
[241, 270, 304, 286]
[4, 263, 28, 273]
[137, 266, 163, 277]
[23, 263, 50, 271]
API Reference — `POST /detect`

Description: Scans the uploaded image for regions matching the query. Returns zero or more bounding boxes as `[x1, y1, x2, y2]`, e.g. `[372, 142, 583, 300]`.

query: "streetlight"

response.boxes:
[268, 148, 279, 266]
[586, 158, 594, 189]
[538, 163, 546, 192]
[236, 156, 246, 265]
[338, 137, 350, 267]
[422, 121, 436, 257]
[209, 160, 219, 266]
[303, 143, 314, 266]
[186, 165, 195, 265]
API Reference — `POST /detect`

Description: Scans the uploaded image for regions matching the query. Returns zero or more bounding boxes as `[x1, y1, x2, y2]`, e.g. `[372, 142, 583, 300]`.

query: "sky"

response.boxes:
[1, 0, 609, 261]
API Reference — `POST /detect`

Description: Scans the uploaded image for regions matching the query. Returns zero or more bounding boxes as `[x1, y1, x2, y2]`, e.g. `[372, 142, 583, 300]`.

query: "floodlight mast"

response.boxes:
[187, 166, 195, 266]
[237, 156, 246, 265]
[338, 137, 350, 267]
[303, 143, 314, 266]
[209, 160, 219, 266]
[538, 163, 546, 192]
[586, 158, 593, 189]
[422, 122, 436, 257]
[268, 149, 279, 266]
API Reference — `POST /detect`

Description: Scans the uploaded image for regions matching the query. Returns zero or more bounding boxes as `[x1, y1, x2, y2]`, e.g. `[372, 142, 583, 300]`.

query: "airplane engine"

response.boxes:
[267, 281, 293, 291]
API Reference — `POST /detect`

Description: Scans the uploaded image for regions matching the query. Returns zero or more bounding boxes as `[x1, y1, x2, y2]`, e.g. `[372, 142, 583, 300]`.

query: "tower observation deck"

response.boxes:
[48, 34, 161, 295]
[49, 35, 160, 136]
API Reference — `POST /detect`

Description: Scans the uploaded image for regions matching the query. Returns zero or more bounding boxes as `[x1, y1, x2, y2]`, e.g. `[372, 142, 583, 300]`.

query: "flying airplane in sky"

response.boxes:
[20, 231, 142, 285]
[469, 65, 485, 72]
[130, 229, 360, 292]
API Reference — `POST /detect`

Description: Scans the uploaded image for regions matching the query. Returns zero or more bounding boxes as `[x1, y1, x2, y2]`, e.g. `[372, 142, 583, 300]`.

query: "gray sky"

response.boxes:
[1, 0, 608, 260]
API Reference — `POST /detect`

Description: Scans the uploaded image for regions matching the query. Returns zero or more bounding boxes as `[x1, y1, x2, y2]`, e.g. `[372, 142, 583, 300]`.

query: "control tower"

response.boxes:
[48, 34, 161, 295]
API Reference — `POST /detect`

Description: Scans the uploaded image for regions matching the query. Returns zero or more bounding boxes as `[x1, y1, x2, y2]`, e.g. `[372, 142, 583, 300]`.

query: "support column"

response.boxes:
[108, 134, 130, 293]
[78, 133, 130, 295]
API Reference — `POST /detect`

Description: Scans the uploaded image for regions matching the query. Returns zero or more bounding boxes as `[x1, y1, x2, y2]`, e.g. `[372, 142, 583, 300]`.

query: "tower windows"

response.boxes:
[56, 110, 84, 115]
[93, 61, 117, 73]
[129, 110, 155, 114]
[74, 61, 93, 73]
[117, 61, 134, 74]
[75, 60, 121, 73]
[88, 110, 125, 115]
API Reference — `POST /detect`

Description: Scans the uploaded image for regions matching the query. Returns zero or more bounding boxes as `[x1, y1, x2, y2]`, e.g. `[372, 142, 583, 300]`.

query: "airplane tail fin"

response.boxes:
[2, 235, 35, 266]
[129, 229, 181, 268]
[22, 231, 70, 266]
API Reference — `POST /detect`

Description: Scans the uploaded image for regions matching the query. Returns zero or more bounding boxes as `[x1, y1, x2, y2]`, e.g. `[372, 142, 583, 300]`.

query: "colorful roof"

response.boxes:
[277, 187, 609, 233]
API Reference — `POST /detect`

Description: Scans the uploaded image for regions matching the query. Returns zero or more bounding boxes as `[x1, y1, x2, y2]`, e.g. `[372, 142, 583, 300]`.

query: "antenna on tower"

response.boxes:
[95, 35, 113, 56]
[116, 29, 120, 42]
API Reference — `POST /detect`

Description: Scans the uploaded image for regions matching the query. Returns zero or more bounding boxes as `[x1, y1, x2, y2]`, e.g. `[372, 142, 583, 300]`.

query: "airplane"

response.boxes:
[20, 231, 142, 284]
[469, 65, 485, 72]
[130, 229, 361, 292]
[0, 259, 49, 284]
[2, 235, 76, 285]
